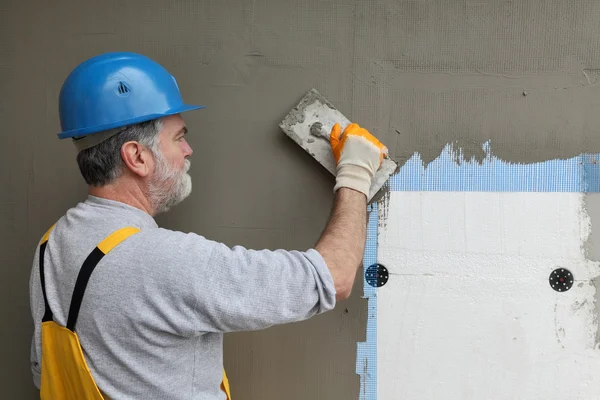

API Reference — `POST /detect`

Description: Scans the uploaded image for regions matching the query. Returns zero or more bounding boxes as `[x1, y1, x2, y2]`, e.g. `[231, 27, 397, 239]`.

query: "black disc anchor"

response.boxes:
[549, 268, 574, 292]
[365, 263, 389, 287]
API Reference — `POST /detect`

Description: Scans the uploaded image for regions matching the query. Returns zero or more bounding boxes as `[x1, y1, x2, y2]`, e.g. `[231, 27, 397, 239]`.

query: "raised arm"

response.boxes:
[149, 122, 388, 334]
[315, 123, 387, 300]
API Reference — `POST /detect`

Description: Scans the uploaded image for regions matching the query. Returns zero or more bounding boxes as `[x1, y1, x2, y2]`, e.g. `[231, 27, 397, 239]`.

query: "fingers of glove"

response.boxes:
[344, 123, 385, 150]
[340, 123, 388, 166]
[330, 123, 343, 163]
[330, 123, 342, 148]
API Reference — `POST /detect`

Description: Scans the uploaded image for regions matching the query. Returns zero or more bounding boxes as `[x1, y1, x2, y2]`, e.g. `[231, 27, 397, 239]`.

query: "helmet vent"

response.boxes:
[116, 81, 131, 96]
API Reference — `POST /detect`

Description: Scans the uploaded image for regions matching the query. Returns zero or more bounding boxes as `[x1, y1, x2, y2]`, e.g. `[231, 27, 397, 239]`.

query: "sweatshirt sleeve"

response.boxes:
[149, 229, 337, 333]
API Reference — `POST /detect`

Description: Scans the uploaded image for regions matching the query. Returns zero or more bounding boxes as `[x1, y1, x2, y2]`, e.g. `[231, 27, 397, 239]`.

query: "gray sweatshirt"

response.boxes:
[29, 195, 337, 399]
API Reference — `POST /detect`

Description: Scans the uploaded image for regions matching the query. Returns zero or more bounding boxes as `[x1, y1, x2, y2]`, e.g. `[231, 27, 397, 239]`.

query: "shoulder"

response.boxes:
[113, 227, 221, 256]
[106, 227, 249, 277]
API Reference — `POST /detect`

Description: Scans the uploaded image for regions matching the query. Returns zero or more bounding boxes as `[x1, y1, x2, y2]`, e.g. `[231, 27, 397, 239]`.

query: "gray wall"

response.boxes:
[4, 0, 600, 399]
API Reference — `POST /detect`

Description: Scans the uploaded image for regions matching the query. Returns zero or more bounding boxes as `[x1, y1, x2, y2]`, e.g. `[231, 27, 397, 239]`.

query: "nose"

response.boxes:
[182, 138, 193, 157]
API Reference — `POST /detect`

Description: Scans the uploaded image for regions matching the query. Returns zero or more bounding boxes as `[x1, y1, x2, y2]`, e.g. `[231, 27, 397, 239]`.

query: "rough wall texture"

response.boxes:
[3, 0, 600, 399]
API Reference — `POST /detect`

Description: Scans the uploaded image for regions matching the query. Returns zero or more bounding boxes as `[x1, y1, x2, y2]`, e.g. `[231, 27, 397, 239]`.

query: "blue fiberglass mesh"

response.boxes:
[356, 143, 600, 399]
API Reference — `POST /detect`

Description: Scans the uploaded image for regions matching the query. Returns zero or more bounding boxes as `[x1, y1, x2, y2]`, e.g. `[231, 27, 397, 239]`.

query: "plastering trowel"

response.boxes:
[279, 88, 399, 202]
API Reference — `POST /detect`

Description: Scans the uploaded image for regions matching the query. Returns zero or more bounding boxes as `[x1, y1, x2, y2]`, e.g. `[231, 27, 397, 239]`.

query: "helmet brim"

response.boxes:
[58, 104, 205, 139]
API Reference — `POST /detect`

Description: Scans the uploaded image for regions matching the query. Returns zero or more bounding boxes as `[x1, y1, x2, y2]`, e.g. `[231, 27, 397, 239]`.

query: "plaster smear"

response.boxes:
[348, 0, 600, 167]
[377, 191, 600, 399]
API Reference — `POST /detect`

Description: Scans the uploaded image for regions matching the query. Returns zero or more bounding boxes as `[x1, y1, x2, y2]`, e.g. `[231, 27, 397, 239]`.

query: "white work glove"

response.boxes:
[329, 122, 388, 197]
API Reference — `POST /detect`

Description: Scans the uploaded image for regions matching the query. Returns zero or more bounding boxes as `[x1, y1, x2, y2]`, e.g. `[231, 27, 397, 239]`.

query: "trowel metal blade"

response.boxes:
[279, 88, 399, 202]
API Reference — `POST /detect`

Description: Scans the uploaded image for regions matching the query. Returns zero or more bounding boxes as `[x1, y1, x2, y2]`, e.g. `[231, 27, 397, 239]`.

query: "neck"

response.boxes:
[89, 178, 155, 216]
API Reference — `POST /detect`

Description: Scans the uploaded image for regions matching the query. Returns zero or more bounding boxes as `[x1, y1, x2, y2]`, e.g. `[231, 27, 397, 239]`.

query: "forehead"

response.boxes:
[159, 114, 186, 137]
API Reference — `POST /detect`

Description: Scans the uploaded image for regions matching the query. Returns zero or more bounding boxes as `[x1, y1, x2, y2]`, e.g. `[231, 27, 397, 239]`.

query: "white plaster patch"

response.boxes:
[377, 192, 600, 400]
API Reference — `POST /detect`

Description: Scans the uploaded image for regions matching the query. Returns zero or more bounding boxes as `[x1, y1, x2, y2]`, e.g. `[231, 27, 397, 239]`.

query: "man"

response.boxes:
[29, 52, 387, 399]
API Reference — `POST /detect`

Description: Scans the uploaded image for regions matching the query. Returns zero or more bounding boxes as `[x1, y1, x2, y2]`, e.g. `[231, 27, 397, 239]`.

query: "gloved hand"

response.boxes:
[329, 122, 388, 197]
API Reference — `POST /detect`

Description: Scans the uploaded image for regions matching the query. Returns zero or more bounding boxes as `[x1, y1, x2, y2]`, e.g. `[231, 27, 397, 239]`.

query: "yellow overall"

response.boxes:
[37, 225, 232, 399]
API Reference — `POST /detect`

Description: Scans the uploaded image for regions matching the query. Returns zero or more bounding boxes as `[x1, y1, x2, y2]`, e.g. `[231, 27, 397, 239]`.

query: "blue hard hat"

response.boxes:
[58, 52, 204, 139]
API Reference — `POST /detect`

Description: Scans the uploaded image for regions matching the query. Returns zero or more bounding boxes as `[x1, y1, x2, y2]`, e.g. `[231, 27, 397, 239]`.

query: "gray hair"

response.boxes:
[76, 118, 164, 186]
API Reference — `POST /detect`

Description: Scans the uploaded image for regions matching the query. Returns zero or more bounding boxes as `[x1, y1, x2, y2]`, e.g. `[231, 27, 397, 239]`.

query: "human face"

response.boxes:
[147, 115, 194, 214]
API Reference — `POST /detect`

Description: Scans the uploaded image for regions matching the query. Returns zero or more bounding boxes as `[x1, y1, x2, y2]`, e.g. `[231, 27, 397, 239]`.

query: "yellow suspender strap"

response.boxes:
[66, 227, 140, 331]
[96, 227, 141, 254]
[40, 224, 56, 245]
[38, 225, 231, 397]
[39, 225, 140, 331]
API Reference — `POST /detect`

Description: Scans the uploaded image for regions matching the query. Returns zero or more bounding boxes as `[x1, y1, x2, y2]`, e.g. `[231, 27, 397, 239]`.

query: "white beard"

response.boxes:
[148, 151, 192, 214]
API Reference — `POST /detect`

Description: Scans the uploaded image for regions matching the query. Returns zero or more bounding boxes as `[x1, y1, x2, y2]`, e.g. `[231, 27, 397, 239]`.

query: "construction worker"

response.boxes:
[28, 52, 387, 399]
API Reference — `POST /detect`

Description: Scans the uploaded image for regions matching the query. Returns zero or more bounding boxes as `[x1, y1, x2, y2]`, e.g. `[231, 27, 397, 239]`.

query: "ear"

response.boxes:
[120, 141, 153, 178]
